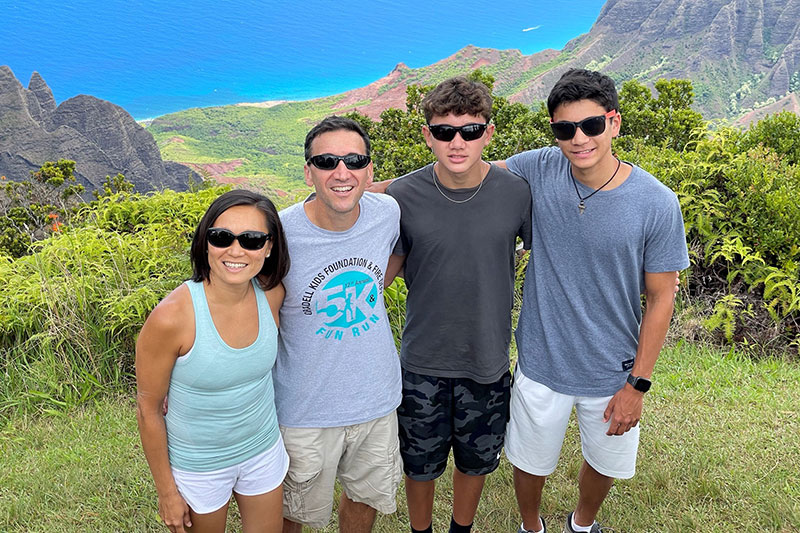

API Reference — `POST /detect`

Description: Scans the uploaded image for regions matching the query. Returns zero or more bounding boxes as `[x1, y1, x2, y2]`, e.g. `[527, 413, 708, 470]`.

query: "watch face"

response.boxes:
[628, 374, 651, 392]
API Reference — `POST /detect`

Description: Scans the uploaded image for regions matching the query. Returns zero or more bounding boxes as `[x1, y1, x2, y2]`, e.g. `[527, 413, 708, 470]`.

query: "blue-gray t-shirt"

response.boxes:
[507, 147, 689, 396]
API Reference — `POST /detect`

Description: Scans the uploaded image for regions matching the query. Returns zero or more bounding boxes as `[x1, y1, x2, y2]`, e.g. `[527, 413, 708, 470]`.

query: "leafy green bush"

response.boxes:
[617, 125, 800, 352]
[736, 111, 800, 166]
[0, 160, 84, 257]
[77, 186, 228, 234]
[0, 187, 230, 417]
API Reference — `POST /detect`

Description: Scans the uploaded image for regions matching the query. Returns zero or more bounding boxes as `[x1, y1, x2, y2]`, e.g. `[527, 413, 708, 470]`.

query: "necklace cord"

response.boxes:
[570, 158, 621, 214]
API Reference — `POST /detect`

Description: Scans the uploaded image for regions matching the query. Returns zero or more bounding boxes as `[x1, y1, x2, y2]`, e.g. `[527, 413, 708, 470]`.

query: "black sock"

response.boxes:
[412, 523, 433, 533]
[449, 516, 473, 533]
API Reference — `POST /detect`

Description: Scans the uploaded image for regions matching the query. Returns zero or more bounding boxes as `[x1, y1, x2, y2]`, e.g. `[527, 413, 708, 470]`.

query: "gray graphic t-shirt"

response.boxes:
[274, 192, 402, 427]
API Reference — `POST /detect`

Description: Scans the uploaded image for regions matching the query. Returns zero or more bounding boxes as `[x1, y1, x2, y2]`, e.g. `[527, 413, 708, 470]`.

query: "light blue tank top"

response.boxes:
[165, 279, 280, 472]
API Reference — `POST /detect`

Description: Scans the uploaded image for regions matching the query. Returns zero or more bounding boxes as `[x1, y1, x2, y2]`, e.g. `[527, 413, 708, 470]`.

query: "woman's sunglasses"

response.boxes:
[427, 123, 488, 142]
[549, 110, 617, 141]
[206, 228, 271, 250]
[307, 153, 371, 170]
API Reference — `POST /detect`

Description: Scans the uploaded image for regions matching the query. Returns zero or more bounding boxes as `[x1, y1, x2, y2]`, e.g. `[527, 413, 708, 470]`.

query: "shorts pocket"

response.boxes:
[283, 469, 321, 517]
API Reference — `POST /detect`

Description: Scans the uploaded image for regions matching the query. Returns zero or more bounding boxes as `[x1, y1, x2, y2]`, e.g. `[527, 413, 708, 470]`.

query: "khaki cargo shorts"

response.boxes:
[280, 411, 402, 529]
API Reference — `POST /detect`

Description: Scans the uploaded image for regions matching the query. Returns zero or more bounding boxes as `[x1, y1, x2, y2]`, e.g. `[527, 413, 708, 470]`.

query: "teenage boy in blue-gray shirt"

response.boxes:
[498, 69, 689, 533]
[380, 76, 532, 533]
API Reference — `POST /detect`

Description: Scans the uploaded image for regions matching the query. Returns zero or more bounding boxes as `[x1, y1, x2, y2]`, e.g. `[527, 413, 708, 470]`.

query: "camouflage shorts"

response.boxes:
[397, 369, 511, 481]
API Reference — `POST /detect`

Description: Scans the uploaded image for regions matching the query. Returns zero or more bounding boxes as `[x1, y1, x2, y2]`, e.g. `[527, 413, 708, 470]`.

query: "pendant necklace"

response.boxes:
[433, 163, 487, 204]
[571, 158, 621, 214]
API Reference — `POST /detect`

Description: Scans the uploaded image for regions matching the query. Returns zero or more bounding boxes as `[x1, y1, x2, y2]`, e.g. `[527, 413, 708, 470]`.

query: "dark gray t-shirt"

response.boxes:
[386, 163, 532, 383]
[507, 147, 689, 396]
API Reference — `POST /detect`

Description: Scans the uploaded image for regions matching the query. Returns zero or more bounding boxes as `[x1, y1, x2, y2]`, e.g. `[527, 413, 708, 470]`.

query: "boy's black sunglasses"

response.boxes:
[206, 228, 271, 250]
[427, 123, 488, 142]
[307, 153, 371, 170]
[549, 110, 617, 141]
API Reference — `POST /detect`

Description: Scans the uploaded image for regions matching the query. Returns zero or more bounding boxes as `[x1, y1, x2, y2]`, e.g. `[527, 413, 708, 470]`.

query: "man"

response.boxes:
[384, 76, 532, 533]
[274, 116, 403, 533]
[498, 69, 689, 533]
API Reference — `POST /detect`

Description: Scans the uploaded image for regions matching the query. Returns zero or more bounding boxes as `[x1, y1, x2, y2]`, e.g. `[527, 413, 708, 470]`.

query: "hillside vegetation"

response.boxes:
[148, 97, 345, 193]
[1, 74, 800, 532]
[2, 73, 799, 422]
[146, 0, 800, 188]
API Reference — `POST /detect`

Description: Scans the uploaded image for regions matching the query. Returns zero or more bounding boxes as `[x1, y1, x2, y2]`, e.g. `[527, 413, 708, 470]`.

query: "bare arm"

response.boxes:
[366, 179, 395, 194]
[385, 253, 406, 286]
[603, 271, 678, 435]
[265, 282, 285, 328]
[492, 159, 509, 169]
[135, 286, 193, 532]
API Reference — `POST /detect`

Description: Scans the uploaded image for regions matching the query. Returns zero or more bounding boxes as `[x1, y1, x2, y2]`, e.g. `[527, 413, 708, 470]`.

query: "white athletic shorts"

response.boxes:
[505, 366, 639, 479]
[171, 435, 290, 514]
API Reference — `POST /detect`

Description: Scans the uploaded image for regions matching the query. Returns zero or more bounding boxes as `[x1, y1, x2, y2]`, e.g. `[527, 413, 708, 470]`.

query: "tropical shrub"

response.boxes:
[0, 160, 84, 257]
[0, 186, 230, 416]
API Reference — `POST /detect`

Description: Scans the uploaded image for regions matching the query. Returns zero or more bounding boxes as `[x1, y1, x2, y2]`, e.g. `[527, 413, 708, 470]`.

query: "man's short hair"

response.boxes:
[546, 69, 619, 117]
[304, 115, 371, 161]
[422, 76, 493, 123]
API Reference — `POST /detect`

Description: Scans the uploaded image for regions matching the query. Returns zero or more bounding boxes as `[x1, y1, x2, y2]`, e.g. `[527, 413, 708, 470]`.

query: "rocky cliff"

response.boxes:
[545, 0, 800, 116]
[0, 66, 196, 192]
[320, 0, 800, 120]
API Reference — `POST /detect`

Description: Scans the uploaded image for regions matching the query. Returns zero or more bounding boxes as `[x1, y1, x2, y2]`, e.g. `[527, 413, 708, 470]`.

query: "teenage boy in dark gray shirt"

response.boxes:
[381, 76, 532, 533]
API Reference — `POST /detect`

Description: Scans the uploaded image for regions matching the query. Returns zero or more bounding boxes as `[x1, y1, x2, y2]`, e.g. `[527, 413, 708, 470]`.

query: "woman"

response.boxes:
[136, 190, 290, 533]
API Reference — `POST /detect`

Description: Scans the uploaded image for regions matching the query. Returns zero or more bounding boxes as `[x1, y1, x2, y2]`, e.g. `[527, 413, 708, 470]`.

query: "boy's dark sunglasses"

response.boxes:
[307, 153, 371, 170]
[549, 110, 617, 141]
[427, 123, 488, 142]
[206, 228, 271, 250]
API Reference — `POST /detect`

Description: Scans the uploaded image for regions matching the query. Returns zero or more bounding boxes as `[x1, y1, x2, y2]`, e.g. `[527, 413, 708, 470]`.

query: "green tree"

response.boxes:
[0, 159, 84, 257]
[30, 159, 84, 199]
[93, 173, 134, 200]
[738, 111, 800, 167]
[348, 69, 552, 180]
[618, 78, 706, 151]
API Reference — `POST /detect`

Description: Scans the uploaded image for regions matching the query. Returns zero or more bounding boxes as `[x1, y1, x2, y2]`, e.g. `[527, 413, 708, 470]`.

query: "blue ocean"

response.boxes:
[2, 0, 605, 119]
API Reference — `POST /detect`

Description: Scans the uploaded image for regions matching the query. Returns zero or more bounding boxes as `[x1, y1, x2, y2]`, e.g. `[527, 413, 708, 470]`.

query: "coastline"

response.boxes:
[234, 99, 292, 108]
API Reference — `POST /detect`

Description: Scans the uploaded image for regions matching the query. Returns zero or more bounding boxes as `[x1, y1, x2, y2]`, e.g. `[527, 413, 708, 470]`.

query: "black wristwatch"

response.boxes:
[626, 374, 651, 393]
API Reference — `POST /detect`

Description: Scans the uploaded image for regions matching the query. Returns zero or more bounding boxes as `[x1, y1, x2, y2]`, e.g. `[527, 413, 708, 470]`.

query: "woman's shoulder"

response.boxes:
[144, 283, 194, 337]
[137, 283, 196, 358]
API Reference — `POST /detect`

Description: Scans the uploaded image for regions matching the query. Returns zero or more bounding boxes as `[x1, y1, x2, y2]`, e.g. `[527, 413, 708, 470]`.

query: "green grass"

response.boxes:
[1, 343, 798, 532]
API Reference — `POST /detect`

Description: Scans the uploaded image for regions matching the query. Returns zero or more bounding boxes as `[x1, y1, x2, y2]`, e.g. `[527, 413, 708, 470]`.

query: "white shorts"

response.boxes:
[505, 367, 639, 479]
[280, 412, 402, 529]
[171, 435, 290, 514]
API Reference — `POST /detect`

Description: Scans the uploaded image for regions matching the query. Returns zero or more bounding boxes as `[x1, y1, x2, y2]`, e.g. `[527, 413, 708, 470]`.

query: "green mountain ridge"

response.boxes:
[147, 0, 800, 188]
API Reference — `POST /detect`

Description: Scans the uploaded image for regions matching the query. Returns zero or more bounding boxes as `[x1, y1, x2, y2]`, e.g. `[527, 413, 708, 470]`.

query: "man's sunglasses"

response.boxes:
[206, 228, 271, 250]
[549, 110, 617, 141]
[427, 123, 488, 142]
[307, 153, 371, 170]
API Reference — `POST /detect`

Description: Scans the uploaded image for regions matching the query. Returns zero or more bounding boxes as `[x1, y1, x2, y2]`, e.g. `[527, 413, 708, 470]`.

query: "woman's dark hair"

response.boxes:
[190, 189, 289, 290]
[547, 68, 619, 117]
